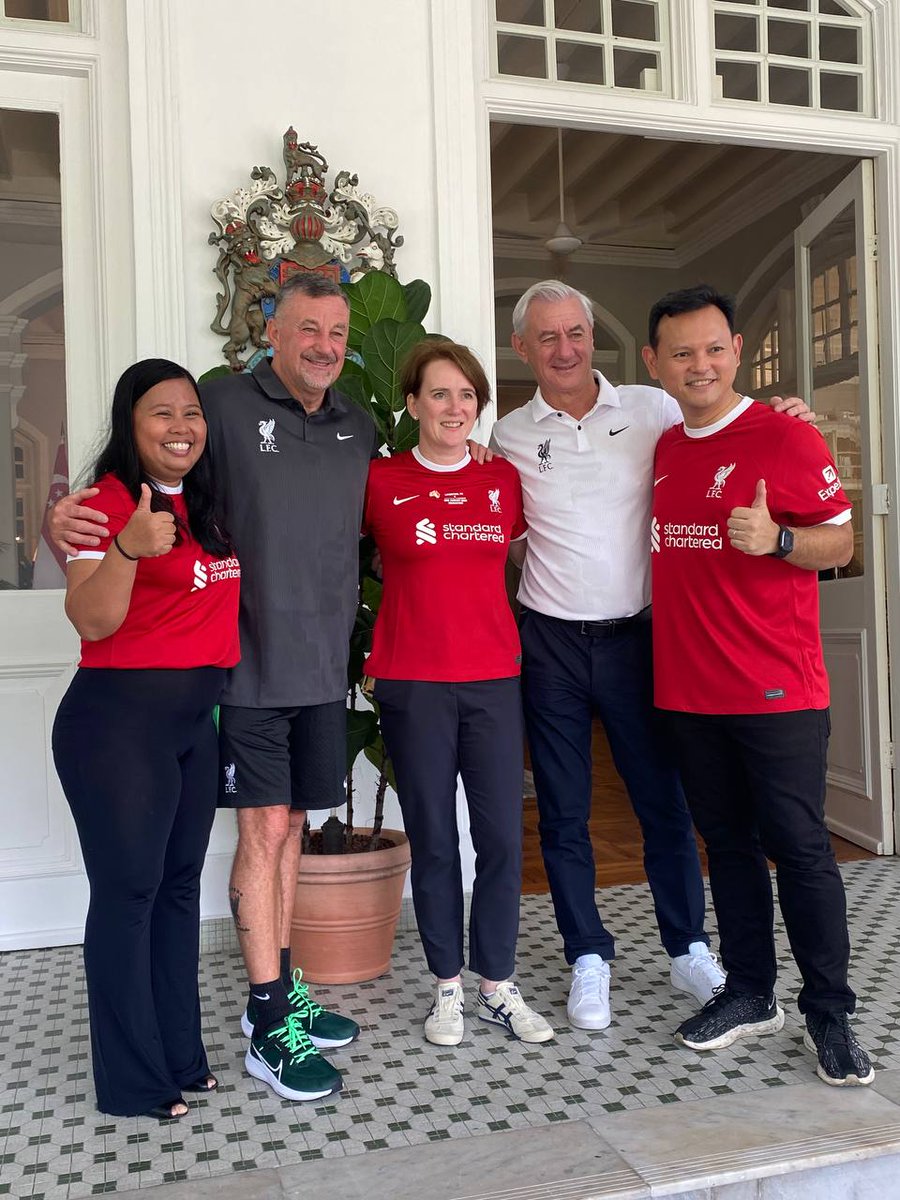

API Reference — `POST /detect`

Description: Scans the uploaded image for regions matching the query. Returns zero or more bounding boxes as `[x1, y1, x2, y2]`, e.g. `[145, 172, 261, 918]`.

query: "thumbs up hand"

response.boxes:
[727, 478, 780, 556]
[118, 484, 177, 558]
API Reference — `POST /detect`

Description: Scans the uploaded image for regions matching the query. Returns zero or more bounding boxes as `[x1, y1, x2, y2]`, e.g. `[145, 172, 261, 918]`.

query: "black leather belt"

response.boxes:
[577, 606, 651, 636]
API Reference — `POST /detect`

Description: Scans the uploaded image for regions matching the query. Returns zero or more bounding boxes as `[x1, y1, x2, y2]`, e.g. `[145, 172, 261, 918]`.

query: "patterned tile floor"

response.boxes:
[2, 858, 899, 1199]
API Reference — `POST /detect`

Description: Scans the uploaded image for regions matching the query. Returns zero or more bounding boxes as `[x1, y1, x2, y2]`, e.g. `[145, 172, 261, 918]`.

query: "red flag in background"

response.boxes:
[32, 425, 69, 589]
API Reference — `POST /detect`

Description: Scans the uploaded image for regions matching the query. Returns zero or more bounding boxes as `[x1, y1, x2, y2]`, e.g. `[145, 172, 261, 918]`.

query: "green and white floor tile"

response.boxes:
[2, 858, 900, 1198]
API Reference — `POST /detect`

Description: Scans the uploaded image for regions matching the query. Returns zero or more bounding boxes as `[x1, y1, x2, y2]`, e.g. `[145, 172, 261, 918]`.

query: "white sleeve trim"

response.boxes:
[818, 508, 852, 527]
[66, 550, 106, 562]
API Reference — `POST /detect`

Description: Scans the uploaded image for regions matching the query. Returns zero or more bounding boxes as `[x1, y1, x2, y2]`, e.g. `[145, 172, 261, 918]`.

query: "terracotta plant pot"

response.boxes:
[290, 828, 411, 984]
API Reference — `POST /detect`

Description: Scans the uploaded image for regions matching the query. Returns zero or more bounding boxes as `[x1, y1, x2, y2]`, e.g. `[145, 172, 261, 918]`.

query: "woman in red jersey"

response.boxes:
[52, 360, 240, 1120]
[364, 341, 553, 1048]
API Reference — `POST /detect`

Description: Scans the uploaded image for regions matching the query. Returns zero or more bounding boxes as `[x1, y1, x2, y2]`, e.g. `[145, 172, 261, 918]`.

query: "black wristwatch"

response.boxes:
[770, 526, 794, 559]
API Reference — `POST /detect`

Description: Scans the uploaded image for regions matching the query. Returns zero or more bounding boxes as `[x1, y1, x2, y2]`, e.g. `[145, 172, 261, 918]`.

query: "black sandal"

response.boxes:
[182, 1073, 218, 1093]
[146, 1096, 189, 1121]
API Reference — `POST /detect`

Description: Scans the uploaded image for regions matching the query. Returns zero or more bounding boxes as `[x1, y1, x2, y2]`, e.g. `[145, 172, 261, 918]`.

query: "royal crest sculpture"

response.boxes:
[208, 126, 403, 370]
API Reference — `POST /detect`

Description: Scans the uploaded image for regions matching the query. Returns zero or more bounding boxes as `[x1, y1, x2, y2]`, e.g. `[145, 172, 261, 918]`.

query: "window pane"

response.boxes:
[821, 71, 861, 113]
[554, 0, 602, 34]
[715, 13, 758, 52]
[819, 0, 854, 14]
[819, 24, 860, 65]
[769, 64, 811, 105]
[497, 33, 548, 77]
[768, 18, 810, 59]
[0, 109, 67, 590]
[557, 39, 606, 85]
[613, 46, 660, 89]
[768, 0, 809, 10]
[610, 0, 657, 41]
[809, 206, 863, 575]
[717, 60, 759, 101]
[497, 0, 545, 24]
[3, 0, 69, 19]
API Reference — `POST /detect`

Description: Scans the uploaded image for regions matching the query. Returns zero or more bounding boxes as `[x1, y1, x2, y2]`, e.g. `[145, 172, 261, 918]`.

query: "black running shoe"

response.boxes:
[675, 986, 784, 1050]
[804, 1011, 874, 1087]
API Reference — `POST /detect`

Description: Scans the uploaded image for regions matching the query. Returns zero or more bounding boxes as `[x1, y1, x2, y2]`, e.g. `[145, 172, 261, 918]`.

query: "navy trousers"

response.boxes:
[52, 667, 223, 1116]
[375, 677, 524, 981]
[662, 709, 855, 1015]
[519, 608, 707, 963]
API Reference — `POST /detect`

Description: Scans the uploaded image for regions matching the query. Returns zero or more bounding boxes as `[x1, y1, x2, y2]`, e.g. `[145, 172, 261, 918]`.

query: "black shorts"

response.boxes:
[217, 700, 346, 811]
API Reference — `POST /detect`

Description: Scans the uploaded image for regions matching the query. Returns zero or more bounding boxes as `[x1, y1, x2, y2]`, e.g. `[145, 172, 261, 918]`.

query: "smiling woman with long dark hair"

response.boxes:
[52, 359, 240, 1120]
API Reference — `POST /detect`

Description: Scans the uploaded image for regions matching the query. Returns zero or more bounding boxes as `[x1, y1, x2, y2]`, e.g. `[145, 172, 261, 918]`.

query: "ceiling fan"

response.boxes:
[545, 128, 583, 268]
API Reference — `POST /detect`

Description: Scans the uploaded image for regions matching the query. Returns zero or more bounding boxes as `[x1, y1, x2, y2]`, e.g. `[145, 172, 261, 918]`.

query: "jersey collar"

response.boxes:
[528, 369, 621, 423]
[683, 395, 755, 439]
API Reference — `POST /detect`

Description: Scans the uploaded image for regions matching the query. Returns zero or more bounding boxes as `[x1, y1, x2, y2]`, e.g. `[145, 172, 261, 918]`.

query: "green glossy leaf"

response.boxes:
[347, 708, 379, 774]
[343, 272, 406, 351]
[198, 364, 233, 384]
[391, 409, 420, 454]
[361, 319, 425, 413]
[337, 360, 390, 445]
[402, 279, 431, 325]
[361, 574, 383, 614]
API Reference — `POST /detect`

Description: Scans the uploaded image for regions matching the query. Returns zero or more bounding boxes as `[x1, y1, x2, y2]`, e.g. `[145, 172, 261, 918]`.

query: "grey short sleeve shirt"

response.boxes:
[202, 359, 379, 708]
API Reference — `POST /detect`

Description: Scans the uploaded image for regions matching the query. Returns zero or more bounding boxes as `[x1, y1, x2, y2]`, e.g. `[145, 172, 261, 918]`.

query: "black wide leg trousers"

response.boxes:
[52, 666, 224, 1116]
[375, 677, 524, 982]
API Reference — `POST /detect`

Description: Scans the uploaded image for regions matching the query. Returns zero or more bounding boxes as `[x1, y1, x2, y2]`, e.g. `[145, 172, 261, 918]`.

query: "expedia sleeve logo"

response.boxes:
[818, 464, 843, 501]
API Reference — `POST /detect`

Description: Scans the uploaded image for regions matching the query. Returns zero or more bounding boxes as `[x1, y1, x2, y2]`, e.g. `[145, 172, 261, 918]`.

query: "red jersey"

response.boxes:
[651, 399, 851, 714]
[73, 474, 241, 670]
[363, 451, 526, 681]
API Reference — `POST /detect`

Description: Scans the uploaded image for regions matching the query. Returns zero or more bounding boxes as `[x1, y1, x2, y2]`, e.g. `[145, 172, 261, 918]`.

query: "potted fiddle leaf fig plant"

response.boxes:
[292, 269, 436, 983]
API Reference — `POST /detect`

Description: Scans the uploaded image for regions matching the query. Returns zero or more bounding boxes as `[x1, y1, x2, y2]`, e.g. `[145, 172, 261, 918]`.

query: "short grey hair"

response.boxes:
[511, 280, 594, 337]
[274, 271, 349, 314]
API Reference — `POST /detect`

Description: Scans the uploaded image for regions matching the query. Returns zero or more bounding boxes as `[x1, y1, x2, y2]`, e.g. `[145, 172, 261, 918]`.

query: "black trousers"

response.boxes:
[375, 677, 524, 981]
[52, 666, 224, 1115]
[662, 708, 855, 1015]
[520, 609, 706, 963]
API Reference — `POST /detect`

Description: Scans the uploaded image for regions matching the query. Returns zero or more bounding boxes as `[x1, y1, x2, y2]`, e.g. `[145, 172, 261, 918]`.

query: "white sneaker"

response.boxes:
[424, 981, 465, 1046]
[567, 956, 611, 1030]
[670, 942, 727, 1004]
[477, 980, 555, 1043]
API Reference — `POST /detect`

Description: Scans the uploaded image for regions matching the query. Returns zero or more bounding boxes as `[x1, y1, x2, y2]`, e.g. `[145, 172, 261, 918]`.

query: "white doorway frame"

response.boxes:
[430, 0, 900, 850]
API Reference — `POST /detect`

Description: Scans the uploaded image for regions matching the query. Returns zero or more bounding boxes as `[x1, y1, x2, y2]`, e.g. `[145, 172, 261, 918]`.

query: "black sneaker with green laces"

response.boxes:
[804, 1011, 874, 1086]
[242, 968, 360, 1049]
[245, 1011, 343, 1101]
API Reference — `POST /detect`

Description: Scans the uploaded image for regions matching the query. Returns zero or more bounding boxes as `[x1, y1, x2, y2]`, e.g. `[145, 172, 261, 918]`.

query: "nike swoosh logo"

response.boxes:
[654, 475, 668, 486]
[336, 432, 354, 441]
[251, 992, 270, 1001]
[251, 1045, 283, 1079]
[393, 495, 418, 505]
[609, 426, 629, 436]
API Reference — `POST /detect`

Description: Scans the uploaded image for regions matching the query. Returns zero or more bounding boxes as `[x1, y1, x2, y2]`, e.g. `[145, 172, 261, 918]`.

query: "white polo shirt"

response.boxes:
[490, 371, 680, 621]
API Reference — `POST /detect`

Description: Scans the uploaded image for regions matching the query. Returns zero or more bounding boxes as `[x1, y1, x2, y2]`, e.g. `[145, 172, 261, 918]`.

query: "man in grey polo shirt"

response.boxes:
[51, 274, 377, 1104]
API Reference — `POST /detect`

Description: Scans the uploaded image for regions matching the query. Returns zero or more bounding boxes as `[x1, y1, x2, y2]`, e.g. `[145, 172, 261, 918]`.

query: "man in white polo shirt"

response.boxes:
[491, 280, 804, 1032]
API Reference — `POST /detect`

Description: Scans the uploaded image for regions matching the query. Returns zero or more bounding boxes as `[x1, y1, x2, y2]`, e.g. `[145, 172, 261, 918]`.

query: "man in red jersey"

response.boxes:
[642, 283, 873, 1088]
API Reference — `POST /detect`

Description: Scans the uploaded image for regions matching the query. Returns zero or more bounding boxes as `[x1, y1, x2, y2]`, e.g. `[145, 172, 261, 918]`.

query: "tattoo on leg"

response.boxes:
[229, 885, 249, 932]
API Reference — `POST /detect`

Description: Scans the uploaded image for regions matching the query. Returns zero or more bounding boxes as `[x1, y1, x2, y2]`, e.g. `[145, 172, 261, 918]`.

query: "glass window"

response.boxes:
[752, 320, 780, 391]
[712, 0, 870, 115]
[2, 0, 71, 22]
[494, 0, 668, 95]
[0, 109, 67, 591]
